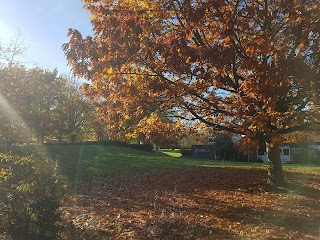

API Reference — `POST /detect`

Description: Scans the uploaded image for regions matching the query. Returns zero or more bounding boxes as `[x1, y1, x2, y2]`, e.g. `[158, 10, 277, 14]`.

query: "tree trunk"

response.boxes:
[266, 142, 286, 187]
[70, 134, 76, 143]
[41, 132, 45, 144]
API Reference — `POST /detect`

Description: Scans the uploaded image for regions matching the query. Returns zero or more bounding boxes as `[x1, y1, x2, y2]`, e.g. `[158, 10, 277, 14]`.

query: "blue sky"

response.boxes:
[0, 0, 93, 74]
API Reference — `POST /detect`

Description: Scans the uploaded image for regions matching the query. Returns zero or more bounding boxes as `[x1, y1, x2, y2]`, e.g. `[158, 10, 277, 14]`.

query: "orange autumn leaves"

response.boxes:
[63, 0, 319, 147]
[60, 166, 320, 239]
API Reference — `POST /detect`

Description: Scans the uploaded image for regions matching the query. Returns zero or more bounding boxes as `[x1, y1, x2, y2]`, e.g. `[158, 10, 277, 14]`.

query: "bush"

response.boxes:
[180, 149, 192, 157]
[210, 134, 234, 160]
[0, 144, 45, 157]
[0, 153, 67, 240]
[291, 148, 320, 165]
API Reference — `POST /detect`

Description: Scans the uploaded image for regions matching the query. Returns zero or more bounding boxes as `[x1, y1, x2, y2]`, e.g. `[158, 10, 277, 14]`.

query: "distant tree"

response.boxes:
[64, 0, 319, 186]
[50, 76, 95, 143]
[0, 65, 61, 143]
[25, 68, 62, 143]
[0, 30, 27, 67]
[0, 33, 31, 143]
[0, 35, 96, 144]
[211, 134, 234, 160]
[0, 66, 29, 143]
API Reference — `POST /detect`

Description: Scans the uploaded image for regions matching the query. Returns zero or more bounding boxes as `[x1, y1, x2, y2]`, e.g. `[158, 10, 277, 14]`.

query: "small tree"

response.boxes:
[211, 134, 234, 160]
[50, 76, 94, 143]
[0, 30, 27, 67]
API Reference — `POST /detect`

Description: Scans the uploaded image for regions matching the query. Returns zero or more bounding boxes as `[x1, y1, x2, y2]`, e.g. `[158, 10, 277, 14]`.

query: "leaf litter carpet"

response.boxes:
[61, 167, 320, 239]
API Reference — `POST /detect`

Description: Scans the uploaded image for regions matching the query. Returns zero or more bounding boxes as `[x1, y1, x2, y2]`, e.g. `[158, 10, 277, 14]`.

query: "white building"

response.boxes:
[257, 139, 320, 163]
[257, 145, 291, 163]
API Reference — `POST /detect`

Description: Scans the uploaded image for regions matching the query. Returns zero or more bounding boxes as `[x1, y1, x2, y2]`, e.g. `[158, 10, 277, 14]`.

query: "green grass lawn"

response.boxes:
[8, 144, 320, 182]
[159, 148, 183, 157]
[46, 145, 196, 180]
[46, 145, 273, 180]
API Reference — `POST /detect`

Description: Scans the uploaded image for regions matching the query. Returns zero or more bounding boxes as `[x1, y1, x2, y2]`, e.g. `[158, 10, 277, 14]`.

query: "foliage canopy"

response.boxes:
[64, 0, 319, 144]
[64, 0, 319, 185]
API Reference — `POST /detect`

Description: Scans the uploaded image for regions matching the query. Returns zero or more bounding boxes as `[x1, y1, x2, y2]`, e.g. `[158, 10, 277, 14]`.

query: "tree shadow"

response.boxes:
[225, 205, 320, 237]
[61, 166, 319, 239]
[137, 218, 236, 240]
[286, 182, 320, 200]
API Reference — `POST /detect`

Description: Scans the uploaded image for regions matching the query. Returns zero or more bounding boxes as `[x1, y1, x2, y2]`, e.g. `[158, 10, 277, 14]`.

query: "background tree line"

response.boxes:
[0, 36, 97, 144]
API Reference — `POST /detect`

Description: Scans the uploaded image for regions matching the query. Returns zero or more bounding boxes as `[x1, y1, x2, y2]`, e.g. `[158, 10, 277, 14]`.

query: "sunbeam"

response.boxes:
[0, 92, 34, 142]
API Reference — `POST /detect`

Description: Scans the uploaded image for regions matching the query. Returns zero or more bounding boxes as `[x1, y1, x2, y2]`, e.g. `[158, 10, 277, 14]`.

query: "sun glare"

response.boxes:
[0, 92, 33, 140]
[0, 21, 13, 43]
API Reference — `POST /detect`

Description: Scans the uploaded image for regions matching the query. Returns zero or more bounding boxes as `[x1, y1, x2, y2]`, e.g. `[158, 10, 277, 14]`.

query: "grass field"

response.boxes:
[41, 145, 268, 181]
[4, 145, 320, 239]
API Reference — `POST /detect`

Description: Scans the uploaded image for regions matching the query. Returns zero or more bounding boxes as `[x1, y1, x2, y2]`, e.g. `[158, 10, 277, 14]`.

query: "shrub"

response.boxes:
[0, 153, 67, 240]
[1, 144, 46, 157]
[291, 148, 320, 165]
[210, 134, 234, 160]
[180, 149, 192, 157]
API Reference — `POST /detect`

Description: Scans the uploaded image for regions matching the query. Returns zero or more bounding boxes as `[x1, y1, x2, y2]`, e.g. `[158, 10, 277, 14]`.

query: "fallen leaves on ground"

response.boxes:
[60, 167, 320, 239]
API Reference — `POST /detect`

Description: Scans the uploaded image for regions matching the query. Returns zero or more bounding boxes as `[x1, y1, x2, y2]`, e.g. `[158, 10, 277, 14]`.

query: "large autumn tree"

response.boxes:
[64, 0, 319, 186]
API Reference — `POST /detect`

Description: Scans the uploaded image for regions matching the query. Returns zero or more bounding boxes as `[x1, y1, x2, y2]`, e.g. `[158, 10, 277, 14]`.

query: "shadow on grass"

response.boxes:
[220, 205, 320, 237]
[285, 171, 320, 200]
[286, 182, 320, 200]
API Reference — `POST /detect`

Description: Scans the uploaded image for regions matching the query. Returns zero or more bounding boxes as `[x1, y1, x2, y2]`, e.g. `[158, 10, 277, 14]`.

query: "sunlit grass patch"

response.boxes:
[160, 149, 183, 158]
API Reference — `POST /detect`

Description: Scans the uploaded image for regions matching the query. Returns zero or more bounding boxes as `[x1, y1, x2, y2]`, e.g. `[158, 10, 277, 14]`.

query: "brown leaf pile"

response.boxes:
[60, 166, 320, 239]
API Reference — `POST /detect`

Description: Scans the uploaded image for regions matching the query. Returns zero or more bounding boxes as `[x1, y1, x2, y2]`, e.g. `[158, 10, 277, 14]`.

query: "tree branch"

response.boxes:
[279, 122, 320, 134]
[186, 107, 242, 134]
